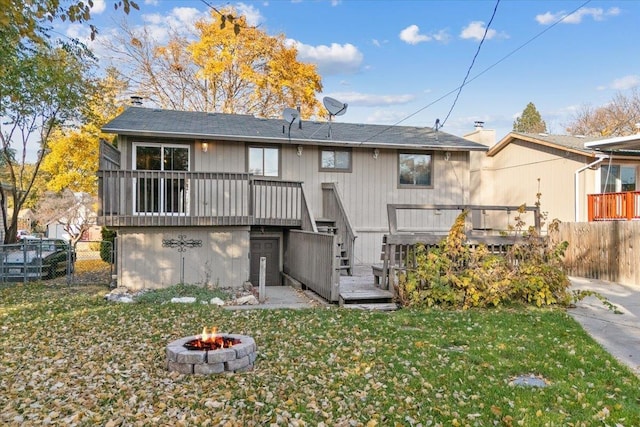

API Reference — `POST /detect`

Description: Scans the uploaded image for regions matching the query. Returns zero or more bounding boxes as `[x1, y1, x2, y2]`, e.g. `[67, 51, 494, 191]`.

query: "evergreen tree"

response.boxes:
[513, 102, 547, 133]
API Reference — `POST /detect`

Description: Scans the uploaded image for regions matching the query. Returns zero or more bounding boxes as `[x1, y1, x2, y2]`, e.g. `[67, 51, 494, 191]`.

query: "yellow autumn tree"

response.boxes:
[41, 68, 128, 194]
[187, 8, 323, 119]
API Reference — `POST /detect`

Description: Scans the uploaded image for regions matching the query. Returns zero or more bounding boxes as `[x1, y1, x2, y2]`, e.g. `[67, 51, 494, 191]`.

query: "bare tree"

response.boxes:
[566, 89, 640, 137]
[100, 21, 213, 112]
[34, 190, 97, 247]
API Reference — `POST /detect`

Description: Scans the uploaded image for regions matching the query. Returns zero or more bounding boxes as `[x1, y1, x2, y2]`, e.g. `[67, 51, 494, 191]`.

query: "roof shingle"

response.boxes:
[102, 107, 488, 152]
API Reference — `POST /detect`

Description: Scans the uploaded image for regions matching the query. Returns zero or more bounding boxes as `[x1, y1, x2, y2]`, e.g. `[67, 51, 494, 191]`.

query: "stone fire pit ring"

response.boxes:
[166, 334, 257, 374]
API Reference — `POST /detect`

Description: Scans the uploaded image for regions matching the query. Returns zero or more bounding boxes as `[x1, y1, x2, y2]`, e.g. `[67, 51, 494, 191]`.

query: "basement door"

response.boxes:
[249, 237, 280, 286]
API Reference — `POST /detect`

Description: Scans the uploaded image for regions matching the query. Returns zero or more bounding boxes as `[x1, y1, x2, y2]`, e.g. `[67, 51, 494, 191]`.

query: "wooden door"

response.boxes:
[249, 238, 280, 286]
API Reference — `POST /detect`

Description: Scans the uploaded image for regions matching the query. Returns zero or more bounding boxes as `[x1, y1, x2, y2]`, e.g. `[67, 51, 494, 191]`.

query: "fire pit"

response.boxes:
[166, 327, 257, 374]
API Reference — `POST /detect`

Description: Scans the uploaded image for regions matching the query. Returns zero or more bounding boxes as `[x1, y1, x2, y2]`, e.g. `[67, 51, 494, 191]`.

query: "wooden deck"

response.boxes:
[339, 264, 397, 310]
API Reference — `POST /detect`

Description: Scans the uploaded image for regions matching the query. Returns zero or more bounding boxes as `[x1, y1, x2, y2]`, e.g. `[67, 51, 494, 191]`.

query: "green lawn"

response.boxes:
[1, 283, 639, 426]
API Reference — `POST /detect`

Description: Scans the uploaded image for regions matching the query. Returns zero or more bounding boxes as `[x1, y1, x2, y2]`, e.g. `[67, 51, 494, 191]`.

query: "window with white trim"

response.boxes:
[601, 164, 638, 192]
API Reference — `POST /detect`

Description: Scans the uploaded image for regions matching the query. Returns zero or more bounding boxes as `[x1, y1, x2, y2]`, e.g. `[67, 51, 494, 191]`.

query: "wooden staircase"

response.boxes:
[315, 218, 352, 276]
[338, 283, 397, 311]
[338, 265, 398, 311]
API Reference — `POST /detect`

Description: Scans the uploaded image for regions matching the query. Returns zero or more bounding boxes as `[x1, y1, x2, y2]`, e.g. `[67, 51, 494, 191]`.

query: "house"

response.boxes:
[542, 133, 640, 287]
[98, 106, 488, 293]
[583, 134, 640, 221]
[463, 130, 640, 227]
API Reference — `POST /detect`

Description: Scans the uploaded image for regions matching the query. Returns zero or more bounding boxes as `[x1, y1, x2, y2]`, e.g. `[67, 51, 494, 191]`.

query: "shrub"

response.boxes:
[134, 284, 231, 304]
[396, 208, 571, 310]
[100, 227, 116, 263]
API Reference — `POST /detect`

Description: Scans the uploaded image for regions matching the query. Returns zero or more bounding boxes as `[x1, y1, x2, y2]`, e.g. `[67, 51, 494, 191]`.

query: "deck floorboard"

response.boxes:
[339, 264, 394, 304]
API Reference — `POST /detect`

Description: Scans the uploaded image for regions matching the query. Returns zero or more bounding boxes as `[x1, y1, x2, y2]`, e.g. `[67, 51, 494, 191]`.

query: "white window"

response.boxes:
[601, 164, 638, 193]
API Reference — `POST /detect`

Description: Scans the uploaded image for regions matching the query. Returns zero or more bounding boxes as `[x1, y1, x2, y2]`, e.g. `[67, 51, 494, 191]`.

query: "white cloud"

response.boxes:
[431, 29, 451, 43]
[140, 7, 210, 42]
[91, 0, 106, 14]
[460, 21, 497, 41]
[65, 22, 92, 41]
[363, 109, 410, 125]
[399, 25, 430, 45]
[235, 3, 265, 27]
[288, 40, 363, 75]
[145, 0, 159, 5]
[536, 7, 621, 25]
[326, 91, 416, 107]
[172, 7, 203, 24]
[610, 75, 640, 90]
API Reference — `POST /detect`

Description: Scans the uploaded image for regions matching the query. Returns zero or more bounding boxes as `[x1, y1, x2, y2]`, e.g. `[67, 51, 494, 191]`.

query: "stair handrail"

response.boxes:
[300, 183, 318, 232]
[321, 182, 357, 273]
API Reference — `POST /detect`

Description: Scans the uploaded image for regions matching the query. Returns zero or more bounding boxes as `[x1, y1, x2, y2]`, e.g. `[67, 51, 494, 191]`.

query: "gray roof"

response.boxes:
[102, 107, 488, 152]
[513, 132, 608, 153]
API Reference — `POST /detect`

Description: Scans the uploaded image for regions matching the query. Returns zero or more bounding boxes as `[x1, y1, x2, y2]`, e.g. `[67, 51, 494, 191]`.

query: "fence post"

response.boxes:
[258, 256, 266, 303]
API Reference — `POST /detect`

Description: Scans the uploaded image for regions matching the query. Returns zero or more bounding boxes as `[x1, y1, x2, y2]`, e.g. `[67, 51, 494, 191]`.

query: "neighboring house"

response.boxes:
[98, 107, 488, 291]
[583, 133, 640, 221]
[464, 130, 640, 227]
[6, 208, 35, 235]
[42, 192, 98, 243]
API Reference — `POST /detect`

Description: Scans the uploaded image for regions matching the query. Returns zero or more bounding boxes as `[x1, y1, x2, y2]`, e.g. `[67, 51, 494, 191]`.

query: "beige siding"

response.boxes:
[281, 146, 470, 263]
[464, 129, 494, 207]
[117, 227, 250, 290]
[195, 139, 246, 172]
[485, 141, 597, 225]
[113, 136, 473, 265]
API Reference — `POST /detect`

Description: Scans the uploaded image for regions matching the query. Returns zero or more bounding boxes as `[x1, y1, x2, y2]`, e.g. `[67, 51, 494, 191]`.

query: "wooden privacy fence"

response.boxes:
[284, 230, 340, 302]
[552, 222, 640, 288]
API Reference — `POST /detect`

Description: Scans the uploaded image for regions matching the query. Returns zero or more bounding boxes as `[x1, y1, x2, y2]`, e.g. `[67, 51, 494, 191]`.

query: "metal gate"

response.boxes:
[0, 239, 115, 285]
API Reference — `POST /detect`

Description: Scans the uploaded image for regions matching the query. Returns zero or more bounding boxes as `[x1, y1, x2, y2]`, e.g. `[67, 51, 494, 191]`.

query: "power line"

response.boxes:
[362, 0, 593, 142]
[199, 0, 255, 32]
[440, 0, 500, 128]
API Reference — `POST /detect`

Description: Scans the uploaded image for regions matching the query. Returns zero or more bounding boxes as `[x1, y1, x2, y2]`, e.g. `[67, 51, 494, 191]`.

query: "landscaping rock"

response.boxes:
[171, 297, 197, 304]
[210, 297, 225, 306]
[104, 287, 136, 303]
[233, 295, 259, 305]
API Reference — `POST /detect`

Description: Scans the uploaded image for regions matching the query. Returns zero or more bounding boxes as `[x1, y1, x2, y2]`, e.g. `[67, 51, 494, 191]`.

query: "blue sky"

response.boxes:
[62, 0, 640, 142]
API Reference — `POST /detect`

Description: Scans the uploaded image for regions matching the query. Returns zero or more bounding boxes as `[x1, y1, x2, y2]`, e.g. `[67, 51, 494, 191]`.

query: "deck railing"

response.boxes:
[97, 170, 304, 227]
[587, 191, 640, 221]
[284, 230, 340, 302]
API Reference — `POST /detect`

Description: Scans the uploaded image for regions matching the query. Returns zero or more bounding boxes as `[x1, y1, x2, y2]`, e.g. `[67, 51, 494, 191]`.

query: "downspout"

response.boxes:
[574, 154, 608, 221]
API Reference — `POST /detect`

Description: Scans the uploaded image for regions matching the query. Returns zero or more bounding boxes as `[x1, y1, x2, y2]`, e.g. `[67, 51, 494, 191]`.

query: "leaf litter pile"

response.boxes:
[1, 283, 639, 426]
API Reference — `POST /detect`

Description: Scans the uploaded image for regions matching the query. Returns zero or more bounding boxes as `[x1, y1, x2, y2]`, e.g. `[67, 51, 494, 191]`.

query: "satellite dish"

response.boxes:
[323, 97, 348, 116]
[283, 107, 301, 140]
[283, 107, 300, 125]
[322, 96, 348, 139]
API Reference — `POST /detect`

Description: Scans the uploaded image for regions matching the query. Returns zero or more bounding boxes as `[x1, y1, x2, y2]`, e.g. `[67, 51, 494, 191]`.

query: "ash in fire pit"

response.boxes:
[166, 327, 256, 375]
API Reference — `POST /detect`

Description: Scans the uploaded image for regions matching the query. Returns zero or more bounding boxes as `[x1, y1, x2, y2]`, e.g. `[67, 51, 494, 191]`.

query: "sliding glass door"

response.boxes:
[134, 143, 189, 215]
